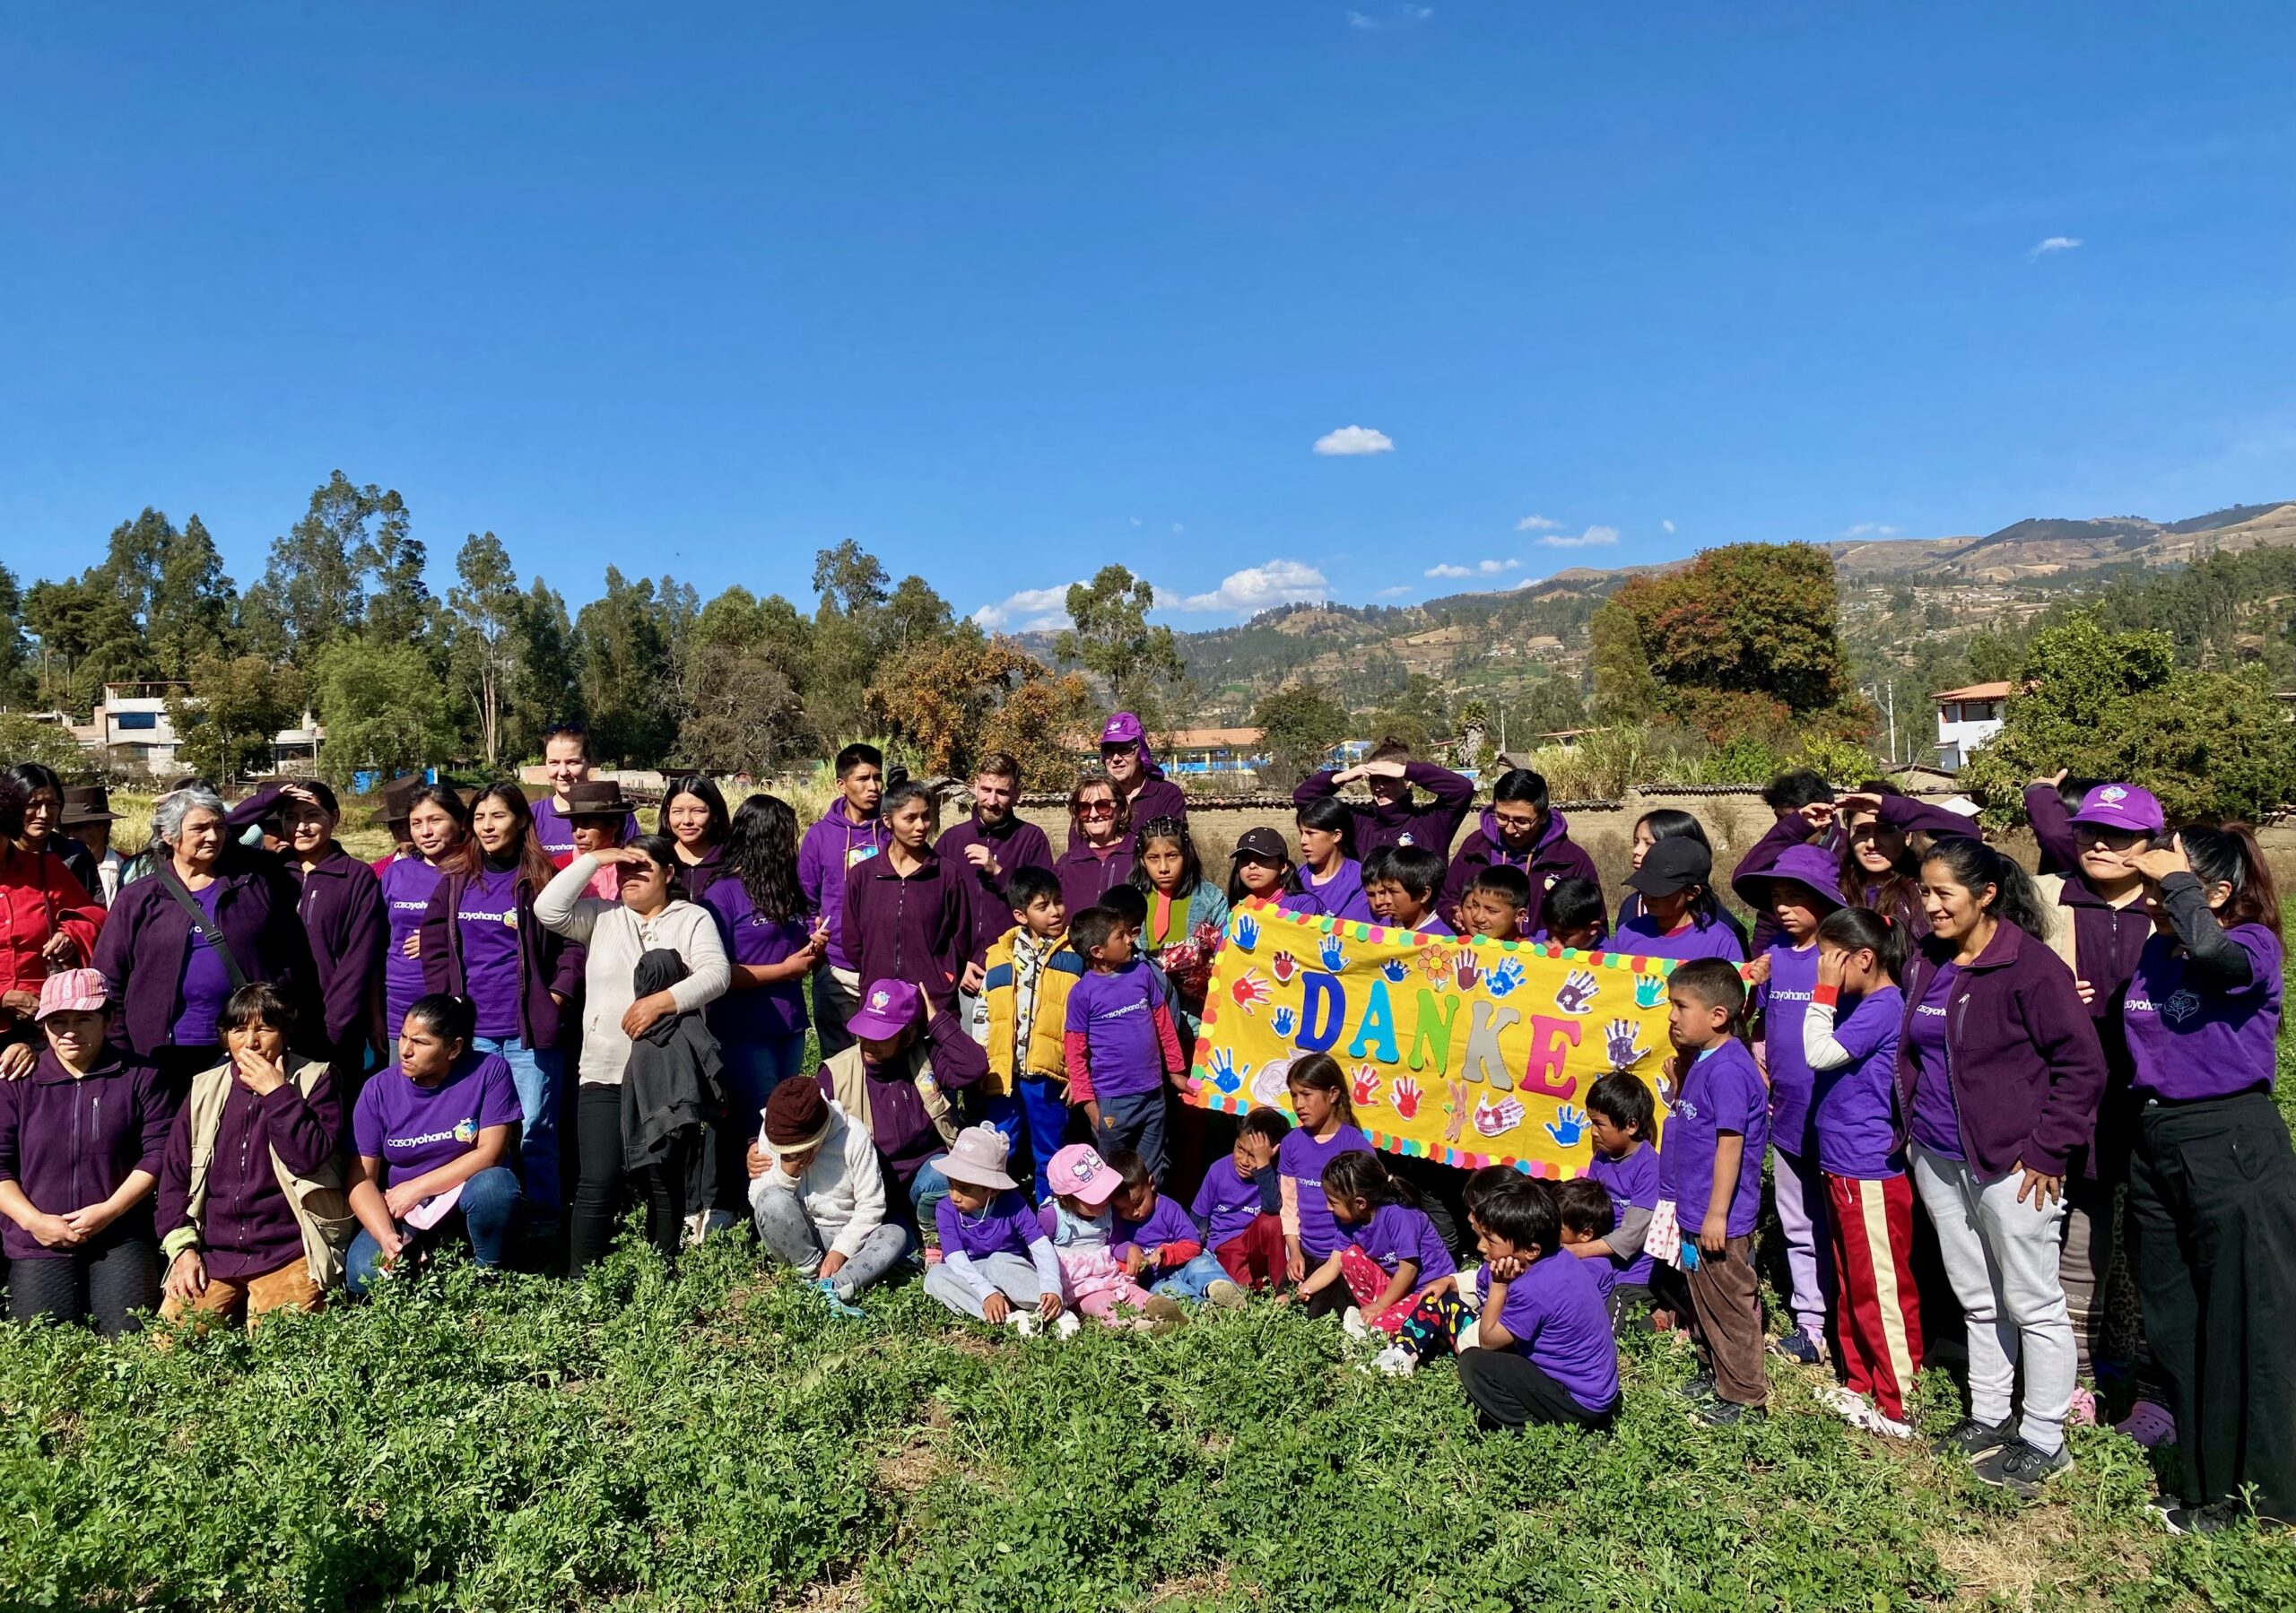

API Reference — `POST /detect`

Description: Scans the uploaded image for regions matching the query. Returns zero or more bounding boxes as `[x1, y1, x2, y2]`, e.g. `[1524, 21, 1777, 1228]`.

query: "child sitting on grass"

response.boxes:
[1179, 1105, 1290, 1297]
[1107, 1147, 1213, 1301]
[1578, 1070, 1661, 1320]
[1555, 1179, 1621, 1319]
[1363, 844, 1453, 937]
[1292, 1149, 1454, 1334]
[922, 1125, 1067, 1336]
[1371, 1165, 1522, 1375]
[1656, 958, 1770, 1427]
[1454, 1176, 1623, 1432]
[1540, 876, 1608, 952]
[1278, 1054, 1374, 1285]
[1457, 865, 1534, 944]
[1038, 1142, 1185, 1332]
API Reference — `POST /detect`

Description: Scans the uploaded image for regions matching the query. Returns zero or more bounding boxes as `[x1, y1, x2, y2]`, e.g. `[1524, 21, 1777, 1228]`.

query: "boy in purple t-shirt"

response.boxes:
[1578, 1069, 1661, 1314]
[1453, 1176, 1622, 1430]
[1063, 907, 1187, 1182]
[1659, 958, 1770, 1423]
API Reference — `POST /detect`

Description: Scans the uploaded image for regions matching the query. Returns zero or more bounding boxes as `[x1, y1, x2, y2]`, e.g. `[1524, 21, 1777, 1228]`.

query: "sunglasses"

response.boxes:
[1079, 802, 1117, 819]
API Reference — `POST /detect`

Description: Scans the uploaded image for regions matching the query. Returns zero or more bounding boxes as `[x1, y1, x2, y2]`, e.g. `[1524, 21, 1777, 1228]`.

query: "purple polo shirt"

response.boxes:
[1812, 985, 1906, 1179]
[1755, 942, 1821, 1156]
[170, 882, 233, 1049]
[1662, 1039, 1768, 1239]
[1613, 911, 1747, 965]
[1278, 1123, 1373, 1261]
[352, 1052, 523, 1188]
[935, 1190, 1048, 1262]
[700, 877, 813, 1045]
[455, 867, 524, 1039]
[2125, 924, 2284, 1101]
[1114, 1191, 1200, 1262]
[1063, 961, 1169, 1100]
[529, 796, 640, 864]
[1906, 963, 1963, 1160]
[1586, 1140, 1659, 1288]
[1191, 1156, 1267, 1249]
[1481, 1253, 1620, 1413]
[0, 1050, 176, 1262]
[1291, 858, 1375, 924]
[382, 857, 446, 1036]
[1342, 1201, 1456, 1282]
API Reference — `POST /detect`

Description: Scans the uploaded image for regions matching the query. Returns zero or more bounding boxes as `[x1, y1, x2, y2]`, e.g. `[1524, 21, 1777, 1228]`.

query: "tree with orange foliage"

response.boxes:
[866, 635, 1091, 787]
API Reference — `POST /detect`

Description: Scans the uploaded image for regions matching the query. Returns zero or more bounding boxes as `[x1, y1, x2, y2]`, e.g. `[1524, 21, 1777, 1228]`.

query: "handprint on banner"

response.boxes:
[1392, 1075, 1422, 1119]
[1473, 1093, 1526, 1138]
[1442, 1080, 1469, 1143]
[1604, 1018, 1648, 1069]
[1271, 1005, 1297, 1039]
[1485, 957, 1525, 998]
[1553, 968, 1600, 1016]
[1451, 950, 1481, 991]
[1350, 1065, 1381, 1108]
[1380, 958, 1410, 984]
[1634, 974, 1668, 1010]
[1250, 1058, 1294, 1106]
[1231, 913, 1260, 952]
[1318, 933, 1347, 972]
[1544, 1104, 1589, 1148]
[1270, 950, 1300, 984]
[1230, 970, 1273, 1013]
[1206, 1047, 1247, 1096]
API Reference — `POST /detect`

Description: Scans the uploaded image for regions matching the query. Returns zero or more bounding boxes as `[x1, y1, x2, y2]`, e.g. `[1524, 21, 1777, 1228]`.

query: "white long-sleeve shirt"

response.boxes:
[748, 1101, 887, 1260]
[536, 854, 731, 1087]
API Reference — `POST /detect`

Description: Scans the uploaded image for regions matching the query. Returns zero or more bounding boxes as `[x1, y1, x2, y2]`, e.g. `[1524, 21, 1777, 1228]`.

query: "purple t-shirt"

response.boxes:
[1756, 942, 1821, 1156]
[1586, 1140, 1659, 1288]
[2125, 924, 2284, 1101]
[352, 1052, 523, 1188]
[1480, 1253, 1620, 1413]
[529, 796, 640, 864]
[1341, 1201, 1456, 1282]
[1191, 1156, 1268, 1250]
[382, 857, 446, 1037]
[1613, 911, 1746, 965]
[170, 881, 232, 1048]
[1064, 961, 1168, 1100]
[1114, 1192, 1199, 1262]
[1812, 985, 1906, 1179]
[935, 1190, 1048, 1262]
[455, 867, 525, 1039]
[1278, 1123, 1373, 1261]
[1291, 859, 1375, 924]
[700, 878, 813, 1045]
[1907, 963, 1963, 1161]
[1662, 1039, 1768, 1239]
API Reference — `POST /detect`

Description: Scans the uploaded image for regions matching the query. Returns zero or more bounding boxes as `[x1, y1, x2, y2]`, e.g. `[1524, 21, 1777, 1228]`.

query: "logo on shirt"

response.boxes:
[848, 845, 879, 868]
[869, 987, 891, 1012]
[454, 1118, 479, 1144]
[457, 906, 518, 928]
[2163, 988, 2202, 1026]
[1396, 833, 1415, 846]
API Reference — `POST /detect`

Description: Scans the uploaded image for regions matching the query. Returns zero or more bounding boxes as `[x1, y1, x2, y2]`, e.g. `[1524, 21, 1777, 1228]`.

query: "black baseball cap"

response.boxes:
[1625, 837, 1712, 898]
[1232, 826, 1289, 862]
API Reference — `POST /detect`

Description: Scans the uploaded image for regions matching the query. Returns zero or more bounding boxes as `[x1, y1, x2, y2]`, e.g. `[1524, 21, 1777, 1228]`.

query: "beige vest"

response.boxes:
[166, 1055, 357, 1288]
[820, 1043, 960, 1150]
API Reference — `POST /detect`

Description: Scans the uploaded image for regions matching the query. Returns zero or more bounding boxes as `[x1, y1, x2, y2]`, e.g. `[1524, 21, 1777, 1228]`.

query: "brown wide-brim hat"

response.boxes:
[567, 779, 631, 815]
[57, 785, 120, 825]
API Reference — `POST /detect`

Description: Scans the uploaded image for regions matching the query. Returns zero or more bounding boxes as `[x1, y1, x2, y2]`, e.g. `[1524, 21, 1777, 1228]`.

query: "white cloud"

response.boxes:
[1514, 514, 1560, 532]
[970, 584, 1077, 633]
[1177, 559, 1330, 614]
[1346, 9, 1378, 28]
[1535, 525, 1619, 549]
[1842, 522, 1900, 539]
[1128, 516, 1143, 527]
[1404, 2, 1433, 15]
[1662, 519, 1676, 533]
[2030, 235, 2083, 259]
[1375, 585, 1415, 596]
[1313, 424, 1394, 456]
[1425, 558, 1520, 578]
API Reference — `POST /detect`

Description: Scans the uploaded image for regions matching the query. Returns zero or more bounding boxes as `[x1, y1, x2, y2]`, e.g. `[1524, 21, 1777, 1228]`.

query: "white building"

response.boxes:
[1934, 681, 2009, 772]
[60, 682, 324, 778]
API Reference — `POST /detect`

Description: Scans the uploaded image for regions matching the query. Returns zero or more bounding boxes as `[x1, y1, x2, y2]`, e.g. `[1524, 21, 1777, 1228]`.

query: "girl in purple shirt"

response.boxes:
[1276, 1054, 1373, 1284]
[2122, 827, 2296, 1530]
[1286, 797, 1375, 924]
[1293, 1149, 1452, 1332]
[384, 787, 467, 1044]
[1614, 835, 1746, 964]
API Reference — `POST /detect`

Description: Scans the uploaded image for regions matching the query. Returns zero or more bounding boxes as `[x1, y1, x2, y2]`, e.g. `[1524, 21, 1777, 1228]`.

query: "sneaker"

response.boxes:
[815, 1278, 867, 1320]
[2116, 1398, 2177, 1449]
[1811, 1383, 1864, 1416]
[1680, 1371, 1718, 1402]
[922, 1246, 944, 1268]
[1142, 1295, 1187, 1334]
[1053, 1310, 1082, 1340]
[1008, 1312, 1038, 1338]
[1342, 1305, 1373, 1340]
[1370, 1343, 1417, 1377]
[1693, 1399, 1768, 1428]
[1205, 1279, 1248, 1310]
[1769, 1327, 1826, 1366]
[1971, 1438, 2073, 1499]
[1934, 1417, 2017, 1461]
[2153, 1499, 2239, 1536]
[1857, 1404, 1917, 1440]
[2066, 1385, 2099, 1427]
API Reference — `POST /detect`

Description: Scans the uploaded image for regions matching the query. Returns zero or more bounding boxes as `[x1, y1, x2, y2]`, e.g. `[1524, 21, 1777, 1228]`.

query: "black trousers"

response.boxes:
[7, 1236, 161, 1337]
[1457, 1348, 1618, 1432]
[570, 1083, 699, 1272]
[2128, 1088, 2296, 1520]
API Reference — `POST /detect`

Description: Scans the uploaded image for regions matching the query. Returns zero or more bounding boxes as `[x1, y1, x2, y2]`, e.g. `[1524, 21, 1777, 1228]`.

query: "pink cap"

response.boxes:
[1046, 1142, 1121, 1207]
[35, 967, 109, 1020]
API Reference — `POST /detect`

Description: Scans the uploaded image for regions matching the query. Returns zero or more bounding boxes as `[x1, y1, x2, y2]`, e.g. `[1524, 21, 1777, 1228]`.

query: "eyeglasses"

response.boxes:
[1079, 802, 1117, 819]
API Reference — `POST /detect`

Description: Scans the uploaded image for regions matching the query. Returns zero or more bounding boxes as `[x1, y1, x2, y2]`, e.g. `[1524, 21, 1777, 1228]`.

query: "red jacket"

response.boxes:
[0, 844, 105, 1019]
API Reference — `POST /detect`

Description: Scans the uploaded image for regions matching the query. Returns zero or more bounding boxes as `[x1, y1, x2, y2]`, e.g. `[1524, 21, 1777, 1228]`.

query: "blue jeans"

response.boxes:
[720, 1035, 809, 1135]
[1012, 1075, 1077, 1203]
[1092, 1088, 1169, 1184]
[909, 1156, 952, 1231]
[1152, 1251, 1232, 1302]
[474, 1036, 564, 1210]
[345, 1166, 525, 1294]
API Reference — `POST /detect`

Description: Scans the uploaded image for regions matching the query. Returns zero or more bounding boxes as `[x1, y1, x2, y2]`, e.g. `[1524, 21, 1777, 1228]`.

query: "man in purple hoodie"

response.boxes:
[1293, 740, 1474, 861]
[1074, 713, 1187, 850]
[935, 752, 1056, 1030]
[796, 742, 890, 1057]
[1438, 768, 1602, 941]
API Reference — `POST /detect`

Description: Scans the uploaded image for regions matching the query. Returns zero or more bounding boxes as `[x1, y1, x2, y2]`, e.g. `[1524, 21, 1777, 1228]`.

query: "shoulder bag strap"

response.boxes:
[159, 872, 251, 993]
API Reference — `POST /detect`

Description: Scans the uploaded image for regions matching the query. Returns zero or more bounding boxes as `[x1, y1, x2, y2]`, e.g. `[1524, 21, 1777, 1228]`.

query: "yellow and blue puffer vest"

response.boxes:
[981, 924, 1087, 1097]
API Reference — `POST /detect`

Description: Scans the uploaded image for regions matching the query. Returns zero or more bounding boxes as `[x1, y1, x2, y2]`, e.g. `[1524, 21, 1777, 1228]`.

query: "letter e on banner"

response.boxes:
[1521, 1014, 1581, 1098]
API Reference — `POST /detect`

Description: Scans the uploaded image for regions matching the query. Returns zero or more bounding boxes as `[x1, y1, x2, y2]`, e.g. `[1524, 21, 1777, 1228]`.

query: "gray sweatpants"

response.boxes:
[1911, 1143, 2076, 1454]
[922, 1250, 1046, 1319]
[751, 1190, 911, 1301]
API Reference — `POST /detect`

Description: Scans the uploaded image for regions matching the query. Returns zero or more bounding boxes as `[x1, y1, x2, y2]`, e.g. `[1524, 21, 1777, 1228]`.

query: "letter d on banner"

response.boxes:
[1299, 974, 1346, 1053]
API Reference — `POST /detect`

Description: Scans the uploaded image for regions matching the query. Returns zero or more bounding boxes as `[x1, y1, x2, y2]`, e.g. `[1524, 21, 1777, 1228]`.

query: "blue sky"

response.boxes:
[3, 4, 2292, 630]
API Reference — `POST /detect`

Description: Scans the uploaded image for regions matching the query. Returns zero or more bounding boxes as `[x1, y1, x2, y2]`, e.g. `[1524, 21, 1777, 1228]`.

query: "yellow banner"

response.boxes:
[1189, 899, 1677, 1179]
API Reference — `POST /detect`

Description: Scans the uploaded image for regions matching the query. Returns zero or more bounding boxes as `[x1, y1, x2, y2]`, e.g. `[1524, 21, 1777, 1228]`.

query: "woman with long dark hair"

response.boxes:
[659, 775, 733, 904]
[6, 762, 100, 898]
[383, 786, 468, 1045]
[1287, 795, 1374, 924]
[1615, 808, 1750, 953]
[0, 776, 105, 1078]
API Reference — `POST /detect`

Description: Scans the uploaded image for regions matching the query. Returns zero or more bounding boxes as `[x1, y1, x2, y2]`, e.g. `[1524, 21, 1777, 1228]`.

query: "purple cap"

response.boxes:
[2068, 783, 2163, 836]
[1731, 841, 1845, 914]
[847, 978, 922, 1042]
[1099, 711, 1145, 747]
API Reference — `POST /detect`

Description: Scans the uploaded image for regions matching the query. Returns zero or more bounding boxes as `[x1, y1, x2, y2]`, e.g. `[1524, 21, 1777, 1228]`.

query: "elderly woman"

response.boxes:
[1055, 776, 1135, 919]
[94, 785, 315, 1094]
[536, 834, 729, 1272]
[228, 781, 387, 1083]
[0, 776, 106, 1078]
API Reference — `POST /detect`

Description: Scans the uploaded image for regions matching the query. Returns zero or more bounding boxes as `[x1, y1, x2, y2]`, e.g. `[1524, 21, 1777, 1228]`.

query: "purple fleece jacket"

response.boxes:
[936, 813, 1057, 967]
[1293, 761, 1475, 859]
[842, 847, 969, 1009]
[797, 808, 892, 972]
[1439, 808, 1603, 941]
[227, 786, 386, 1056]
[0, 1048, 176, 1262]
[96, 854, 317, 1060]
[154, 1065, 342, 1282]
[1893, 920, 2108, 1180]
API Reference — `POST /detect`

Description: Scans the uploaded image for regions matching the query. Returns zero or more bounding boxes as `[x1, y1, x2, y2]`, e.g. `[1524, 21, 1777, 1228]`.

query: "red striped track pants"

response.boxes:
[1825, 1171, 1924, 1421]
